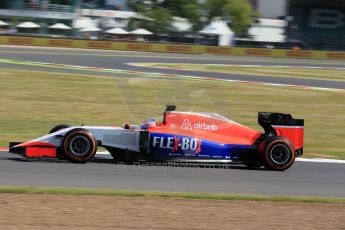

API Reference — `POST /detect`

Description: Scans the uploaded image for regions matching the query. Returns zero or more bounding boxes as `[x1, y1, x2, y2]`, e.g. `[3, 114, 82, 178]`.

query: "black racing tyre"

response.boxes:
[49, 124, 70, 134]
[259, 136, 295, 171]
[62, 128, 97, 163]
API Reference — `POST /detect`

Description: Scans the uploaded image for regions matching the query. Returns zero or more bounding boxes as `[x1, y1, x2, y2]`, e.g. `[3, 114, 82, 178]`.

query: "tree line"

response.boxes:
[128, 0, 256, 36]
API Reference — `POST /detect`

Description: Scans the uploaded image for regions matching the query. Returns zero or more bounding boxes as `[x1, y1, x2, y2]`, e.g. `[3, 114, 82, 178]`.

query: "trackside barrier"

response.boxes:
[0, 36, 344, 60]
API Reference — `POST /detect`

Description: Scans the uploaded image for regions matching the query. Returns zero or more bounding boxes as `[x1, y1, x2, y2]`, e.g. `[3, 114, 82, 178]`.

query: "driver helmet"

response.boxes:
[140, 118, 157, 129]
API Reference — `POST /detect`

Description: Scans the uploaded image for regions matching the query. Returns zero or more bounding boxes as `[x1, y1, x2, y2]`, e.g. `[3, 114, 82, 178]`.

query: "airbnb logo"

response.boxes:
[181, 119, 193, 130]
[181, 119, 218, 131]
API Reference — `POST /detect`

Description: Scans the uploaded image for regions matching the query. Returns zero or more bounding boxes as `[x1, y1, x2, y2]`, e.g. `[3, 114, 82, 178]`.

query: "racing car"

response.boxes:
[9, 105, 304, 171]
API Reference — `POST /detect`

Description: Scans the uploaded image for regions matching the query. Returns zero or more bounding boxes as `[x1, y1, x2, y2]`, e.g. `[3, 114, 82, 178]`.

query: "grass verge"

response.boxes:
[134, 63, 345, 82]
[0, 186, 344, 204]
[0, 69, 344, 158]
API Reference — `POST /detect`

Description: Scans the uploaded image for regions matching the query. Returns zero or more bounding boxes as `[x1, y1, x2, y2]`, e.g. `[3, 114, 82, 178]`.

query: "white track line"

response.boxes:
[128, 62, 345, 71]
[295, 158, 345, 164]
[126, 63, 344, 91]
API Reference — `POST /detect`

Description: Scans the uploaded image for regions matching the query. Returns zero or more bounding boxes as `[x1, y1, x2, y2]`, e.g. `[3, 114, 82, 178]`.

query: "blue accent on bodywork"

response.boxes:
[149, 132, 254, 161]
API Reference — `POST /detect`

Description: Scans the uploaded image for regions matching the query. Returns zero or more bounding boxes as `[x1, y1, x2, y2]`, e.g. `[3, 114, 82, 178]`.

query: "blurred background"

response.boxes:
[0, 0, 344, 50]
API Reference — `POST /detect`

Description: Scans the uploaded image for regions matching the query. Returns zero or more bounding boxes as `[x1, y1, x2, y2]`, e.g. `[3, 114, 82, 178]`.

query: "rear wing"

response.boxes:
[258, 112, 304, 153]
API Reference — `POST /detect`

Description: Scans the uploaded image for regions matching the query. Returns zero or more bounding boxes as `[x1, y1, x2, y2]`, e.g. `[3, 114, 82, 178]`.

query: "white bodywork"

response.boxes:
[26, 126, 143, 152]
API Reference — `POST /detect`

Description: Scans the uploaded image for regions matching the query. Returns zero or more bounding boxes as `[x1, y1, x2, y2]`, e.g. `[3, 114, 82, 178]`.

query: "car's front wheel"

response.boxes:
[62, 128, 97, 163]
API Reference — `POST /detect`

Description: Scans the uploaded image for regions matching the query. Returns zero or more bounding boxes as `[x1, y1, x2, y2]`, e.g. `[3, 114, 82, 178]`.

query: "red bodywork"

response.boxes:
[149, 111, 262, 145]
[12, 141, 57, 158]
[273, 126, 304, 150]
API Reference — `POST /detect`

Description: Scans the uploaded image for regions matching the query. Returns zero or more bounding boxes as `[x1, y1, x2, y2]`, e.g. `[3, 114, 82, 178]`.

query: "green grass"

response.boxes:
[0, 69, 344, 159]
[0, 186, 344, 204]
[135, 63, 345, 82]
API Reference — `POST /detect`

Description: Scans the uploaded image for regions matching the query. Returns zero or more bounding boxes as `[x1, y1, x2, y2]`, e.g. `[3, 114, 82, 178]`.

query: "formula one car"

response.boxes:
[9, 105, 304, 171]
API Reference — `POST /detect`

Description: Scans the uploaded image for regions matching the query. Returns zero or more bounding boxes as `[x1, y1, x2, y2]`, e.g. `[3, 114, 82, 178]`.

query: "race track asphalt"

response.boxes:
[0, 45, 344, 89]
[0, 45, 344, 197]
[0, 151, 344, 197]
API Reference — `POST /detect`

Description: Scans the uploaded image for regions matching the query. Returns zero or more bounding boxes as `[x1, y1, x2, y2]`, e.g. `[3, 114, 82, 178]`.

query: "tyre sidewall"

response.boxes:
[63, 128, 97, 163]
[260, 137, 295, 171]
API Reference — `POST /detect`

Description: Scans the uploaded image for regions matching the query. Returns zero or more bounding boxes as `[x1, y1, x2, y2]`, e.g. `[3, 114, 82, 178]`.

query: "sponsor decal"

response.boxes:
[245, 49, 271, 56]
[152, 136, 202, 154]
[87, 41, 112, 49]
[127, 43, 151, 50]
[206, 47, 231, 54]
[181, 119, 218, 131]
[48, 39, 73, 47]
[309, 9, 345, 29]
[326, 52, 345, 59]
[181, 119, 193, 130]
[8, 37, 34, 45]
[194, 122, 218, 131]
[165, 45, 192, 52]
[286, 50, 312, 58]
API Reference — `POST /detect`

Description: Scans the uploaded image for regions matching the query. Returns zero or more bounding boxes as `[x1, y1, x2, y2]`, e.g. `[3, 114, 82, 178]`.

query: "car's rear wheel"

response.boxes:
[259, 136, 295, 171]
[49, 124, 70, 134]
[62, 128, 97, 163]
